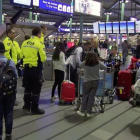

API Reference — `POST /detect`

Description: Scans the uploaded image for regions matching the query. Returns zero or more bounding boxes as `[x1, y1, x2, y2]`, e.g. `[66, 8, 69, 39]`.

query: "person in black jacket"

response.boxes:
[103, 39, 109, 49]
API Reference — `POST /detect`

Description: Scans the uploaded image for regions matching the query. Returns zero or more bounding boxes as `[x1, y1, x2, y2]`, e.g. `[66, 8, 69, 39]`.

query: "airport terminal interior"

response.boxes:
[1, 0, 140, 140]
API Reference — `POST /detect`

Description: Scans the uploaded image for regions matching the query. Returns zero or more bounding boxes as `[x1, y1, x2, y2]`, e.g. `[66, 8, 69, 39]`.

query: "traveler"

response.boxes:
[0, 42, 18, 140]
[122, 40, 129, 65]
[3, 28, 17, 65]
[103, 39, 109, 49]
[77, 53, 107, 117]
[21, 27, 46, 115]
[51, 42, 67, 102]
[135, 39, 140, 59]
[90, 38, 100, 57]
[67, 42, 83, 85]
[107, 46, 121, 86]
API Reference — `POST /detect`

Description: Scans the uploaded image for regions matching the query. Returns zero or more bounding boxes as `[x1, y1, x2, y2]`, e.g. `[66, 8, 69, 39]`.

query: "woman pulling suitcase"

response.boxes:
[51, 42, 67, 103]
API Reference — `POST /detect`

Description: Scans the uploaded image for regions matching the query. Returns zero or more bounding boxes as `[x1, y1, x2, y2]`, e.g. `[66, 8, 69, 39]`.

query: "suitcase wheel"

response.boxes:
[133, 98, 137, 107]
[109, 96, 114, 104]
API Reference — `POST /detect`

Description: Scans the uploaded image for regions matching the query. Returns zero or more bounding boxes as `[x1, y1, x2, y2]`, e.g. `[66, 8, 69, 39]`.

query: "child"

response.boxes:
[0, 42, 18, 140]
[77, 53, 106, 117]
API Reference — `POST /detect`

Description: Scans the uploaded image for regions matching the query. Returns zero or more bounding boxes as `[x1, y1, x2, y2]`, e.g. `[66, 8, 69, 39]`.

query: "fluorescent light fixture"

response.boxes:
[3, 13, 7, 16]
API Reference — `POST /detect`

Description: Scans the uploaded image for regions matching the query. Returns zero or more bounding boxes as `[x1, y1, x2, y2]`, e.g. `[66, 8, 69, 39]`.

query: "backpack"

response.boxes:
[0, 60, 17, 94]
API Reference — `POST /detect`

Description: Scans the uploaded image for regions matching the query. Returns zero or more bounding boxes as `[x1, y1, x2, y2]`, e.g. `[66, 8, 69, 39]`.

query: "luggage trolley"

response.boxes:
[76, 69, 106, 113]
[104, 67, 116, 104]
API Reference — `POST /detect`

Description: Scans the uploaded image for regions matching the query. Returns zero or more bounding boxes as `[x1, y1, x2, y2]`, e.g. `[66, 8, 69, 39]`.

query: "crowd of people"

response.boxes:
[0, 25, 140, 140]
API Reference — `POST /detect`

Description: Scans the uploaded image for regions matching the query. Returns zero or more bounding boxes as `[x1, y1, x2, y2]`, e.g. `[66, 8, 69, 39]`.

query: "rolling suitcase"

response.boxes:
[117, 70, 133, 100]
[61, 65, 75, 103]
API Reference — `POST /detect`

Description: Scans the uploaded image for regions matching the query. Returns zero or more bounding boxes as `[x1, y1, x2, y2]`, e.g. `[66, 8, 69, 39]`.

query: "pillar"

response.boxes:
[106, 14, 109, 39]
[120, 1, 125, 44]
[0, 0, 2, 26]
[80, 14, 83, 43]
[69, 18, 72, 41]
[2, 15, 4, 24]
[29, 10, 32, 22]
[35, 14, 38, 23]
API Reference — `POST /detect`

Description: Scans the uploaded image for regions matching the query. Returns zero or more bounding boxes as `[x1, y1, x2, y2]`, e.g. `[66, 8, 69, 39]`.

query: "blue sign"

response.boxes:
[39, 0, 73, 14]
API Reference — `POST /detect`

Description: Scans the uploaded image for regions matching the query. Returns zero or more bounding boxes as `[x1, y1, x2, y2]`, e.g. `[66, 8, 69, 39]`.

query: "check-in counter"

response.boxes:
[43, 55, 54, 81]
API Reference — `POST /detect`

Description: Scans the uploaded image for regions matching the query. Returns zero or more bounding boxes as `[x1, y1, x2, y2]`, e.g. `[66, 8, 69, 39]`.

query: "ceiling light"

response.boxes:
[87, 34, 91, 36]
[100, 34, 104, 37]
[3, 13, 7, 16]
[74, 33, 77, 36]
[94, 34, 97, 37]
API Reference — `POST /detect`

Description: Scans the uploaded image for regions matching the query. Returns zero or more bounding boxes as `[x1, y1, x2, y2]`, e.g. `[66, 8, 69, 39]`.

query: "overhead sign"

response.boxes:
[12, 0, 32, 6]
[75, 0, 101, 16]
[59, 28, 93, 32]
[39, 0, 73, 14]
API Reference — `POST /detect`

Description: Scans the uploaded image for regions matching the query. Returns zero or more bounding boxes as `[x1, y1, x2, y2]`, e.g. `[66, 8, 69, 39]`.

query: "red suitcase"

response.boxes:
[60, 65, 75, 103]
[117, 70, 133, 100]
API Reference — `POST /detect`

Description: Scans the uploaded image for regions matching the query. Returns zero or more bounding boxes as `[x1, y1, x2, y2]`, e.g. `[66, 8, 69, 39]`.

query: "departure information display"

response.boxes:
[127, 21, 135, 33]
[99, 22, 105, 33]
[93, 22, 99, 33]
[120, 21, 127, 33]
[39, 0, 73, 14]
[106, 22, 112, 33]
[136, 21, 140, 33]
[113, 22, 119, 33]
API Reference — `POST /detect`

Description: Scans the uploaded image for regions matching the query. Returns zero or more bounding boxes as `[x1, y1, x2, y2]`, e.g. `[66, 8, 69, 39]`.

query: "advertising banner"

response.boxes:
[75, 0, 101, 16]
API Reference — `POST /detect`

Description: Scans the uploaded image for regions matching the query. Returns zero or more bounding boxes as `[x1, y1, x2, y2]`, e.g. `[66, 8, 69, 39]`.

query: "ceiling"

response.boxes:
[2, 0, 140, 25]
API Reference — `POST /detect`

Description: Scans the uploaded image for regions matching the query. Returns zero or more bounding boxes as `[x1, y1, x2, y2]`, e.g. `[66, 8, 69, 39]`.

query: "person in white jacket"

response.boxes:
[51, 42, 67, 102]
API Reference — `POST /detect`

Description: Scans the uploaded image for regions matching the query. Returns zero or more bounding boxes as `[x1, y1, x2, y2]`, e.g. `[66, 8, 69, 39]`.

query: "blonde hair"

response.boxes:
[91, 38, 99, 49]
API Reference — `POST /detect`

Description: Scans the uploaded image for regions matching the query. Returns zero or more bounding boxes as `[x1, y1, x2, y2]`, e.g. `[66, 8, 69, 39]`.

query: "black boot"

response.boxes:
[5, 136, 12, 140]
[31, 108, 45, 115]
[22, 105, 30, 112]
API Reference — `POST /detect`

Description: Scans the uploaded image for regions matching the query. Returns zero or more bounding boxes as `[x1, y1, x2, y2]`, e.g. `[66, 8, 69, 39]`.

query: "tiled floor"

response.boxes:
[3, 55, 140, 140]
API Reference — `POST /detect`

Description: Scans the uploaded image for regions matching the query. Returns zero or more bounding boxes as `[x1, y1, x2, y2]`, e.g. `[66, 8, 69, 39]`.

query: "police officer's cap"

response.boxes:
[0, 42, 7, 53]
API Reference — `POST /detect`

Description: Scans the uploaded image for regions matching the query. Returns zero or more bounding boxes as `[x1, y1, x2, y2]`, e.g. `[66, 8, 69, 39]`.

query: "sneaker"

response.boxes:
[5, 135, 12, 140]
[14, 100, 18, 106]
[77, 111, 86, 117]
[51, 96, 57, 102]
[31, 108, 45, 115]
[86, 113, 91, 117]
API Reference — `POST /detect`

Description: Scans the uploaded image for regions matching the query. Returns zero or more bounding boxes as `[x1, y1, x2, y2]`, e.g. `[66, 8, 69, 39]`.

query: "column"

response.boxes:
[69, 18, 72, 41]
[0, 0, 2, 26]
[120, 1, 125, 44]
[35, 14, 38, 23]
[29, 10, 32, 22]
[80, 14, 83, 43]
[106, 14, 109, 39]
[2, 14, 4, 24]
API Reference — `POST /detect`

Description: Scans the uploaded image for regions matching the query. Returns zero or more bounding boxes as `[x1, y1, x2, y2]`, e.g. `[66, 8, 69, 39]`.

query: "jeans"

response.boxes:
[52, 70, 64, 99]
[0, 93, 15, 137]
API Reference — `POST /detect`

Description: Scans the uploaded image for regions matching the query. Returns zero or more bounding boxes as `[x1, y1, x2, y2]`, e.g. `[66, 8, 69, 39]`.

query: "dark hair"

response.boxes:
[7, 28, 14, 35]
[53, 42, 65, 61]
[25, 35, 30, 40]
[85, 41, 91, 46]
[40, 25, 47, 30]
[111, 46, 117, 50]
[124, 40, 128, 44]
[85, 53, 99, 67]
[32, 27, 41, 36]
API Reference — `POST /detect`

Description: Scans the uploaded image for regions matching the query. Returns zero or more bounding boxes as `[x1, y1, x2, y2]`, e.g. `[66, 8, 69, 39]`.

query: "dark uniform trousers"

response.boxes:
[23, 66, 42, 111]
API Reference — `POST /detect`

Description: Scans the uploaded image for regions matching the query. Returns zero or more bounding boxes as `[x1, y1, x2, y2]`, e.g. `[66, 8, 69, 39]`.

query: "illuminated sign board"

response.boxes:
[93, 22, 99, 33]
[75, 0, 101, 16]
[39, 0, 73, 14]
[11, 0, 32, 6]
[136, 21, 140, 33]
[59, 28, 93, 32]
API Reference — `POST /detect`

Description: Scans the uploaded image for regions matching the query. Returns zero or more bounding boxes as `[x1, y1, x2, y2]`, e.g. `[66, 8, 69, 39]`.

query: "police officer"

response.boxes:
[21, 27, 46, 115]
[3, 28, 17, 65]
